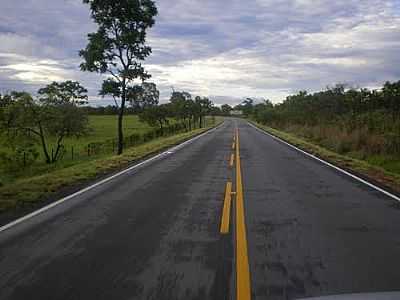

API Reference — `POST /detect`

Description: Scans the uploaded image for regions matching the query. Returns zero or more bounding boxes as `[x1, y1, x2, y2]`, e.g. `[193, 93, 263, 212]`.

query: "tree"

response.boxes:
[221, 104, 232, 116]
[170, 91, 192, 129]
[0, 81, 89, 164]
[129, 82, 159, 113]
[139, 104, 169, 133]
[80, 0, 158, 154]
[241, 98, 254, 116]
[382, 80, 400, 121]
[194, 96, 212, 128]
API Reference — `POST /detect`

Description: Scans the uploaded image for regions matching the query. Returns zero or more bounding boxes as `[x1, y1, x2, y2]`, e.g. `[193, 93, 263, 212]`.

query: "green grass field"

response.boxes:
[52, 114, 154, 147]
[0, 115, 218, 186]
[0, 115, 154, 185]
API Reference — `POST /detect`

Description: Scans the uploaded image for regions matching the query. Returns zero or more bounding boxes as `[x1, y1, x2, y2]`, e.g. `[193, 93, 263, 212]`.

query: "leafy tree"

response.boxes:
[194, 96, 212, 128]
[129, 82, 159, 113]
[139, 104, 169, 133]
[80, 0, 158, 154]
[170, 91, 193, 129]
[0, 82, 89, 164]
[221, 104, 232, 116]
[382, 81, 400, 121]
[209, 106, 222, 116]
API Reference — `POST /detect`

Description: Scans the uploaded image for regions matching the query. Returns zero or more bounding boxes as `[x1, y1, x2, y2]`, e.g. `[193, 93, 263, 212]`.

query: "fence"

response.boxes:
[18, 118, 216, 168]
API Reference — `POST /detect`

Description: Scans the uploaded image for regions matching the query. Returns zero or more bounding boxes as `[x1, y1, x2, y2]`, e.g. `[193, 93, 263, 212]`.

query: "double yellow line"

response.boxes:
[220, 128, 251, 300]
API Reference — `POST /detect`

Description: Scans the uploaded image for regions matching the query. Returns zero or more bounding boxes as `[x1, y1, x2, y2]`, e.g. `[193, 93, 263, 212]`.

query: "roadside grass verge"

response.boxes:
[0, 122, 221, 215]
[249, 120, 400, 195]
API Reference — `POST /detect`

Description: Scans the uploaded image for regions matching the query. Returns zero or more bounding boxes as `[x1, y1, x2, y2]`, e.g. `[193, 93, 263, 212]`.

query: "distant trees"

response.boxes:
[168, 91, 213, 130]
[137, 89, 215, 132]
[248, 80, 400, 156]
[130, 82, 160, 113]
[194, 96, 213, 128]
[234, 98, 254, 116]
[139, 104, 169, 133]
[382, 81, 400, 121]
[221, 104, 232, 116]
[0, 81, 89, 165]
[80, 0, 158, 154]
[170, 91, 193, 129]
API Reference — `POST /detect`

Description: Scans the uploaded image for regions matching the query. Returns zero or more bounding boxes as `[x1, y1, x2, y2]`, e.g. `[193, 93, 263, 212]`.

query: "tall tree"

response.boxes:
[170, 91, 192, 129]
[194, 96, 212, 128]
[80, 0, 158, 154]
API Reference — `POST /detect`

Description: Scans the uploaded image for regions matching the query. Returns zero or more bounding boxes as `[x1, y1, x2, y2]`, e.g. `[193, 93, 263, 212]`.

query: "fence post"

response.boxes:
[23, 151, 26, 168]
[71, 146, 74, 160]
[87, 144, 90, 156]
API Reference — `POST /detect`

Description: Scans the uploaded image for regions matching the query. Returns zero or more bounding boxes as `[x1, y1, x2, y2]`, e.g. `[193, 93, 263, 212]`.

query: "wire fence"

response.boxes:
[18, 117, 216, 168]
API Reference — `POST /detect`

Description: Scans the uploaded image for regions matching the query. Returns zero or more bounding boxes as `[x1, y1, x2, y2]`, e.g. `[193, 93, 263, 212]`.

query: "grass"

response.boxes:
[64, 115, 153, 145]
[0, 118, 222, 214]
[0, 115, 158, 185]
[249, 120, 400, 194]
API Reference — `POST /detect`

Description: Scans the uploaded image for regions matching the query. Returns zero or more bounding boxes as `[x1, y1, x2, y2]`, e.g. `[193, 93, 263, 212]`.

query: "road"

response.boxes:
[1, 118, 400, 300]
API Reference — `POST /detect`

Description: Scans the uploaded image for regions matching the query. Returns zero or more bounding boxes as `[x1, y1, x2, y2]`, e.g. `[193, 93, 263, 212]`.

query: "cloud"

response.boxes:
[0, 0, 399, 106]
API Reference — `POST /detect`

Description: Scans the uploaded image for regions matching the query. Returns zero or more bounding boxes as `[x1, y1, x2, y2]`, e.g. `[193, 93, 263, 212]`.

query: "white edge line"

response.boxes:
[0, 123, 224, 234]
[248, 122, 400, 202]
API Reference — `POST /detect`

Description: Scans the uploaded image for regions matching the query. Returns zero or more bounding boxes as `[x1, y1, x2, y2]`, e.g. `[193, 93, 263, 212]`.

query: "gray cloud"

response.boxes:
[0, 0, 399, 106]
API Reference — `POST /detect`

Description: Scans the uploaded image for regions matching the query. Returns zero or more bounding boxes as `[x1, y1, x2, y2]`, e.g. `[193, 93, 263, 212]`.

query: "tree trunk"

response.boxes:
[199, 116, 203, 128]
[117, 85, 126, 155]
[38, 122, 51, 164]
[159, 120, 164, 135]
[52, 133, 65, 163]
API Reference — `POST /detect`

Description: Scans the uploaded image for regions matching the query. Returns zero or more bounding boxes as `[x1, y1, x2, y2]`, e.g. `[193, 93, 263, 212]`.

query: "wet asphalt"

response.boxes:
[1, 118, 400, 300]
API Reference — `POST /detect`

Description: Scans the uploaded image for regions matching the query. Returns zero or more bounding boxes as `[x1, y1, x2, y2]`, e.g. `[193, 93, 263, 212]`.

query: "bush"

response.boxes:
[0, 144, 39, 172]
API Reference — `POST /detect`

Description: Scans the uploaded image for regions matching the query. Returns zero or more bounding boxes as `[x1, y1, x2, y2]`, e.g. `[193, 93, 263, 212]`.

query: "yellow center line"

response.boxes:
[236, 128, 251, 300]
[220, 181, 232, 234]
[229, 153, 235, 167]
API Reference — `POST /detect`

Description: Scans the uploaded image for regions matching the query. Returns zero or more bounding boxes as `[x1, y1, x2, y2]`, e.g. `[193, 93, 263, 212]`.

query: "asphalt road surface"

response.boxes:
[1, 118, 400, 300]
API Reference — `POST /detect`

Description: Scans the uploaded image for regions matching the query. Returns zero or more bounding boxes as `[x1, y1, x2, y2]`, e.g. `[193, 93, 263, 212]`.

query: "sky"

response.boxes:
[0, 0, 399, 106]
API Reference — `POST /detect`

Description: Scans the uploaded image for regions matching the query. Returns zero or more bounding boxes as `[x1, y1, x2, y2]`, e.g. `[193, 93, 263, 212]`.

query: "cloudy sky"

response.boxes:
[0, 0, 399, 106]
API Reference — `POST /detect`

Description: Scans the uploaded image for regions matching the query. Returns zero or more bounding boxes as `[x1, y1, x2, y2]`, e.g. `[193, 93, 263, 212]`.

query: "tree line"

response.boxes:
[245, 80, 400, 156]
[0, 81, 215, 168]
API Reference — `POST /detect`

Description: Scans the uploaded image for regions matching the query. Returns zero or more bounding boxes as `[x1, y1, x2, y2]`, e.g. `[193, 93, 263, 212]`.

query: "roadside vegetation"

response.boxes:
[232, 80, 400, 192]
[0, 125, 220, 214]
[0, 0, 226, 215]
[0, 86, 220, 203]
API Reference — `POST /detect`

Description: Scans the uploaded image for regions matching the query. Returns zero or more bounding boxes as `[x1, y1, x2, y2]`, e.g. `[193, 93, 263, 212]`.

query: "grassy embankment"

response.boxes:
[0, 116, 222, 213]
[249, 120, 400, 194]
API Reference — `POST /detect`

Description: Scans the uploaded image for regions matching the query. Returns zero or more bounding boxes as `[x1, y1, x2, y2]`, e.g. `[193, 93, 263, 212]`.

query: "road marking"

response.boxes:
[248, 122, 400, 203]
[220, 181, 232, 234]
[235, 128, 252, 300]
[229, 153, 235, 167]
[232, 142, 235, 150]
[0, 124, 224, 234]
